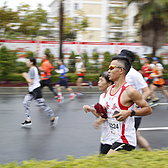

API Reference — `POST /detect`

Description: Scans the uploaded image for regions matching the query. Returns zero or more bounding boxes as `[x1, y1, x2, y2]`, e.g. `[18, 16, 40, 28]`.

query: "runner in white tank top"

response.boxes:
[105, 82, 136, 147]
[106, 53, 152, 155]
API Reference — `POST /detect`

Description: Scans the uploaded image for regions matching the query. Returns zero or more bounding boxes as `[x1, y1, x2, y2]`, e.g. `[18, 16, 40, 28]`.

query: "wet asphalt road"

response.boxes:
[0, 92, 168, 164]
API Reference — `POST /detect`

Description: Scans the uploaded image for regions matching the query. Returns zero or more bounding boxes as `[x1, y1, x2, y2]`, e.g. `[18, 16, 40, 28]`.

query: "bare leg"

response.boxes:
[55, 84, 61, 94]
[159, 86, 168, 99]
[67, 87, 74, 94]
[76, 77, 83, 93]
[150, 84, 158, 101]
[136, 130, 152, 151]
[107, 149, 118, 155]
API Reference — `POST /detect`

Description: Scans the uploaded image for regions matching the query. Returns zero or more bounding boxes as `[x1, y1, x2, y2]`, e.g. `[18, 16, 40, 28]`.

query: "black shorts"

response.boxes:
[40, 78, 53, 87]
[100, 143, 111, 154]
[146, 78, 153, 84]
[111, 142, 135, 151]
[29, 87, 43, 99]
[77, 76, 84, 78]
[153, 84, 163, 88]
[134, 117, 142, 130]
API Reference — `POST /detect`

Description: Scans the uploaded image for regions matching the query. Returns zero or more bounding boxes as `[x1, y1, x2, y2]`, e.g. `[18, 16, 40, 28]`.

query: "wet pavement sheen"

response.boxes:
[0, 93, 168, 163]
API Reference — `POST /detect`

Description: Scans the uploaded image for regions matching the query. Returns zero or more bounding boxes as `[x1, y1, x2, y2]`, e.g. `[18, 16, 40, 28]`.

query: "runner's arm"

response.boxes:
[38, 66, 46, 72]
[22, 72, 33, 84]
[113, 88, 152, 121]
[83, 105, 100, 118]
[141, 86, 151, 100]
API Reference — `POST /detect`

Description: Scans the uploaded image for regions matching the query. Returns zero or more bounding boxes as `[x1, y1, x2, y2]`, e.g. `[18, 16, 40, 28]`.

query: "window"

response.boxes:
[74, 3, 78, 10]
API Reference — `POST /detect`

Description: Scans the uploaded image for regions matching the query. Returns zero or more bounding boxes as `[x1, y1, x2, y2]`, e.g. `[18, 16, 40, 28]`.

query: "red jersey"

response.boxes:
[142, 64, 152, 78]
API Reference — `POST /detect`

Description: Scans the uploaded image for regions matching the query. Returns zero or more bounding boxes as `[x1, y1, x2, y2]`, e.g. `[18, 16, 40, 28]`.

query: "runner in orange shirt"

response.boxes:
[39, 53, 58, 98]
[149, 57, 168, 107]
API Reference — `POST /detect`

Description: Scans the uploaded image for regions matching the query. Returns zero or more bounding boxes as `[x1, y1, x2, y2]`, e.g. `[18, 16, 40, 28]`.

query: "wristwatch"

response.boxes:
[130, 110, 136, 117]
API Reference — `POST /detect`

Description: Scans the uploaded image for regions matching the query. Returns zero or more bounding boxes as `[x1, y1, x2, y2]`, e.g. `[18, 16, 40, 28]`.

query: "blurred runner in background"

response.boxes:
[39, 53, 58, 99]
[55, 59, 76, 103]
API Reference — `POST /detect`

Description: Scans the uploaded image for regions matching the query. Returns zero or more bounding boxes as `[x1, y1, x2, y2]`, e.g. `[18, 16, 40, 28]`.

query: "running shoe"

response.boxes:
[149, 102, 158, 107]
[146, 96, 151, 102]
[76, 92, 84, 96]
[21, 120, 32, 126]
[69, 94, 76, 100]
[54, 96, 58, 99]
[57, 96, 64, 103]
[152, 98, 159, 102]
[50, 116, 59, 127]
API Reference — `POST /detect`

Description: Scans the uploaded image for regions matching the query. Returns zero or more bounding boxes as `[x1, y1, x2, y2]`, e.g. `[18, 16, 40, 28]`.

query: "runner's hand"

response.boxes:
[22, 72, 28, 78]
[83, 105, 94, 113]
[112, 110, 131, 121]
[92, 117, 105, 129]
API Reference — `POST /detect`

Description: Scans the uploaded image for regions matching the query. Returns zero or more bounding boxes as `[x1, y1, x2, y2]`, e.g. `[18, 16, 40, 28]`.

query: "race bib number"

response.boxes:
[108, 118, 121, 136]
[153, 77, 159, 81]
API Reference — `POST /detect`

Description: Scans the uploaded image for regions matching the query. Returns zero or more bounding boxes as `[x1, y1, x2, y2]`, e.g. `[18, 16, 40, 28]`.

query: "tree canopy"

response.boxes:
[128, 0, 168, 56]
[0, 3, 89, 41]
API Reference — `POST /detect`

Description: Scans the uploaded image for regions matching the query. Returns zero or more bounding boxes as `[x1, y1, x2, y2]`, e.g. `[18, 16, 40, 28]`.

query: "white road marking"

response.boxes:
[157, 103, 168, 105]
[139, 127, 168, 131]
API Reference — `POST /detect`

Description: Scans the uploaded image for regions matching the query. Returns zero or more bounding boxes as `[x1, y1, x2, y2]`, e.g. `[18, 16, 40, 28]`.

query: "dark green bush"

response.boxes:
[52, 73, 99, 83]
[0, 73, 100, 84]
[15, 62, 28, 73]
[26, 51, 35, 58]
[0, 46, 17, 79]
[68, 51, 77, 72]
[0, 73, 25, 82]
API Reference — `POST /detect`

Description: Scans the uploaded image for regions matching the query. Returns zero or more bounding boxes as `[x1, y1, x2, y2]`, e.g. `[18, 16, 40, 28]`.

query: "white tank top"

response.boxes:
[105, 82, 136, 147]
[99, 93, 113, 145]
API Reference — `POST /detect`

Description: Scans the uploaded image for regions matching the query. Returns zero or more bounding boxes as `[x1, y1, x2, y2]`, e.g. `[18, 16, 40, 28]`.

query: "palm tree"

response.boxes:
[128, 0, 168, 57]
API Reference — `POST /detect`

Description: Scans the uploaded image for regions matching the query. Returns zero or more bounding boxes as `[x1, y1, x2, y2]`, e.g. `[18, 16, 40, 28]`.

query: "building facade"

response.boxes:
[49, 0, 139, 42]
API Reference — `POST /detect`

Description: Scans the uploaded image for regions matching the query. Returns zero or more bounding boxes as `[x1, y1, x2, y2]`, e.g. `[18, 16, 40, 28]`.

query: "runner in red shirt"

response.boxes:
[142, 57, 153, 85]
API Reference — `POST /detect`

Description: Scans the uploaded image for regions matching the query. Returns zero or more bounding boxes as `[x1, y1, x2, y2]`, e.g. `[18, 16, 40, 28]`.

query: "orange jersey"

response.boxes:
[41, 60, 54, 80]
[152, 66, 165, 85]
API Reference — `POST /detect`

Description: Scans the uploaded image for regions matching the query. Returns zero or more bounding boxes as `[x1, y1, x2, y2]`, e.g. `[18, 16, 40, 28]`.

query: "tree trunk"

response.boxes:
[152, 46, 156, 57]
[59, 0, 63, 59]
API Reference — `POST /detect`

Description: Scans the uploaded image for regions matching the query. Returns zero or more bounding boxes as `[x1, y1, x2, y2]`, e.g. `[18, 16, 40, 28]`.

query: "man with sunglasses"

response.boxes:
[105, 54, 152, 155]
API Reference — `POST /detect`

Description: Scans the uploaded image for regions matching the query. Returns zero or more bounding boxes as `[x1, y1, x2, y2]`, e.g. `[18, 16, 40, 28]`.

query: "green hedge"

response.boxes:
[0, 72, 167, 84]
[0, 73, 100, 83]
[1, 149, 168, 167]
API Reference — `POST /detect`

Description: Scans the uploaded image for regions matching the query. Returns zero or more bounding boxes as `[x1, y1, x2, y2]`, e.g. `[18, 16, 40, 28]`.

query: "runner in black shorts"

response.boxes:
[111, 142, 135, 151]
[134, 117, 142, 130]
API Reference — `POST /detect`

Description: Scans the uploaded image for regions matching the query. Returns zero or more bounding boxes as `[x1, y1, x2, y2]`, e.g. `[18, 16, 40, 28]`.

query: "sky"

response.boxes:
[0, 0, 54, 11]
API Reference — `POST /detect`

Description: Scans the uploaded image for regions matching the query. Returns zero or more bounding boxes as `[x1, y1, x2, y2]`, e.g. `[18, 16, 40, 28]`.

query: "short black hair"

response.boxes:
[120, 49, 136, 64]
[111, 55, 131, 75]
[100, 71, 113, 84]
[59, 59, 64, 63]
